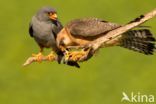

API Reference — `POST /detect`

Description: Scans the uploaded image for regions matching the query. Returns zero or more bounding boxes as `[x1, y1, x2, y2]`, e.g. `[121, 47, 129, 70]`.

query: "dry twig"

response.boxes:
[23, 55, 57, 66]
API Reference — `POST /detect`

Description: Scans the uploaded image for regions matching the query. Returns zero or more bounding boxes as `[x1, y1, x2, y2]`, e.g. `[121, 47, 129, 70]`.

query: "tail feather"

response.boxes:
[119, 29, 156, 55]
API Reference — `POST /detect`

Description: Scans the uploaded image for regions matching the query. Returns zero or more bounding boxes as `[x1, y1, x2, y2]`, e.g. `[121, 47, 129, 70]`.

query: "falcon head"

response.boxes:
[36, 6, 58, 22]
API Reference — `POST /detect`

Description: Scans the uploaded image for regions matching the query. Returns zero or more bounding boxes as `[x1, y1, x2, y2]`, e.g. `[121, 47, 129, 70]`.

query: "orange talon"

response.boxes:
[46, 52, 55, 61]
[32, 52, 43, 62]
[67, 48, 91, 61]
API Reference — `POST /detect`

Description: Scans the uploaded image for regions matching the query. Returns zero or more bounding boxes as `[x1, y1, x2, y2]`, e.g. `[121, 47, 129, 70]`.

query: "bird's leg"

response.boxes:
[46, 51, 56, 61]
[32, 48, 44, 62]
[66, 47, 92, 62]
[58, 45, 80, 68]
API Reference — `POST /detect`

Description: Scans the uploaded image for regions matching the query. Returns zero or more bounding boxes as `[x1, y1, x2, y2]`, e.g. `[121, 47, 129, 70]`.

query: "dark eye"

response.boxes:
[48, 12, 54, 15]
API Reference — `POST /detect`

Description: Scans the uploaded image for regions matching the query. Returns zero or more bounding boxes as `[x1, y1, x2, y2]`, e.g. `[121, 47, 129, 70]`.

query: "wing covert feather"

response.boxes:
[66, 18, 121, 37]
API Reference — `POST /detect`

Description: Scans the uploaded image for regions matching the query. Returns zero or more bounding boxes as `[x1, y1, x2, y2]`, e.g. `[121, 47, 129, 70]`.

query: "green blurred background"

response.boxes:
[0, 0, 156, 104]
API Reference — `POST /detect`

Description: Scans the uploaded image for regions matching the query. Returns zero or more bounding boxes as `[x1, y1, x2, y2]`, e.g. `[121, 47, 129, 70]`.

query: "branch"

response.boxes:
[90, 8, 156, 52]
[23, 55, 57, 66]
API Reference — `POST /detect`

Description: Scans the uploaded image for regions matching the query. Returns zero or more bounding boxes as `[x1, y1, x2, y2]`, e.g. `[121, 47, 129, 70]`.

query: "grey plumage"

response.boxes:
[29, 6, 63, 50]
[66, 18, 120, 37]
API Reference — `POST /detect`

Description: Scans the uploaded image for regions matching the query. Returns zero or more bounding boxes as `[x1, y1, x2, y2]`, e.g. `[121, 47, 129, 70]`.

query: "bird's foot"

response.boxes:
[32, 52, 43, 62]
[46, 52, 56, 61]
[61, 50, 80, 68]
[65, 47, 92, 62]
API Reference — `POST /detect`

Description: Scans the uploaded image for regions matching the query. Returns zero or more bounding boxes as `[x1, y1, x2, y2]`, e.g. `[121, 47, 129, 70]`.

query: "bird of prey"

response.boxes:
[29, 6, 63, 61]
[28, 6, 80, 68]
[56, 18, 156, 62]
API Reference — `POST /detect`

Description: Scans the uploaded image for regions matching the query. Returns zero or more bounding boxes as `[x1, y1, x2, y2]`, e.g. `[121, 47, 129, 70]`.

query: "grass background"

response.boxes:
[0, 0, 156, 104]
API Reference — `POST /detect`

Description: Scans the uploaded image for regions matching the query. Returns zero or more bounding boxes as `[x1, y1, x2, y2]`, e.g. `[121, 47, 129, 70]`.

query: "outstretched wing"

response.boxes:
[66, 18, 121, 37]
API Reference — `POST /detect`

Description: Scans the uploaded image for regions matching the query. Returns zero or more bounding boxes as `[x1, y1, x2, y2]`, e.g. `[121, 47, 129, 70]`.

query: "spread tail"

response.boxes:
[119, 29, 156, 55]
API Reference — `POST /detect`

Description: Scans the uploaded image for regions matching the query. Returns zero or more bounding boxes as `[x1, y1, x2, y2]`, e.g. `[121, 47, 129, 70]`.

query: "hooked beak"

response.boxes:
[49, 13, 57, 20]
